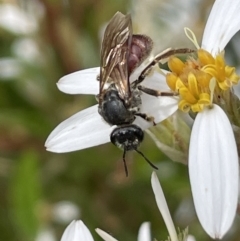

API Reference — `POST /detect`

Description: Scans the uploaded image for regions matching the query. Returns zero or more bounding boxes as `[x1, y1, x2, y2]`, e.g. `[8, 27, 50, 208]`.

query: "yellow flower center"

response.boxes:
[166, 49, 240, 112]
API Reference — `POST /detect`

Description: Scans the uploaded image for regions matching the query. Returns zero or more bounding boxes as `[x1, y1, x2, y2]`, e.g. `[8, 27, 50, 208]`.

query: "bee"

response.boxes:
[97, 12, 194, 176]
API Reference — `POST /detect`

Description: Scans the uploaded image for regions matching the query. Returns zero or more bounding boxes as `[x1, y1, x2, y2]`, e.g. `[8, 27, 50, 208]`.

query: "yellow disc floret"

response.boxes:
[166, 49, 240, 112]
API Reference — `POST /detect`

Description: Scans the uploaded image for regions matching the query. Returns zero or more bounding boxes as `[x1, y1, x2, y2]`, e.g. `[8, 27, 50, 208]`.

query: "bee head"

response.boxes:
[110, 124, 158, 176]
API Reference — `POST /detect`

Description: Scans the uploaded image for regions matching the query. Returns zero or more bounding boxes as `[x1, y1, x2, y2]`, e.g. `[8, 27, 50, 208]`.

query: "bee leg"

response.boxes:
[138, 85, 178, 97]
[131, 48, 195, 87]
[135, 113, 156, 126]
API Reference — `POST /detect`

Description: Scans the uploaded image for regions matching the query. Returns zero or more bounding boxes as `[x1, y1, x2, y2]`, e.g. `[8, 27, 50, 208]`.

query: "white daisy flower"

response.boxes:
[164, 0, 240, 238]
[46, 0, 240, 238]
[60, 219, 151, 241]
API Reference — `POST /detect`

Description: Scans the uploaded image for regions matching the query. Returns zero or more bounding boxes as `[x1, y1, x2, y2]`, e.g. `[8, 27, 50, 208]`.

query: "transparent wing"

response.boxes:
[100, 12, 132, 102]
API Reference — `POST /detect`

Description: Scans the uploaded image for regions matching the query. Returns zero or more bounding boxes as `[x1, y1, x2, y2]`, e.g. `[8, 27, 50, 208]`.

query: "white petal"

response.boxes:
[140, 94, 178, 128]
[189, 104, 239, 238]
[45, 105, 114, 153]
[61, 220, 94, 241]
[95, 228, 118, 241]
[57, 67, 100, 95]
[58, 64, 167, 96]
[137, 222, 151, 241]
[202, 0, 240, 55]
[151, 172, 178, 241]
[134, 94, 179, 131]
[135, 71, 179, 129]
[141, 70, 171, 91]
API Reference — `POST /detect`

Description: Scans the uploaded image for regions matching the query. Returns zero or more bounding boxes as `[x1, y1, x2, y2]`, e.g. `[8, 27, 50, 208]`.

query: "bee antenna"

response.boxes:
[134, 148, 158, 170]
[122, 150, 129, 177]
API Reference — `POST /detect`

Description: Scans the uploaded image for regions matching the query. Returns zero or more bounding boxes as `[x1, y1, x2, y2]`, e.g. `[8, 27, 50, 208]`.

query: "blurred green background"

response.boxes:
[0, 0, 239, 240]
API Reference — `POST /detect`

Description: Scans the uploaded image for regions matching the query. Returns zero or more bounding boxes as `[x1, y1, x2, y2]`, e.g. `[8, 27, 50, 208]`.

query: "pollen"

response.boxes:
[166, 49, 240, 112]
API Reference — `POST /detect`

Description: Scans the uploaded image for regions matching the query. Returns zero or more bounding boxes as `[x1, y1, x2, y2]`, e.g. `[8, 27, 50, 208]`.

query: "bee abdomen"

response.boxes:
[128, 35, 153, 74]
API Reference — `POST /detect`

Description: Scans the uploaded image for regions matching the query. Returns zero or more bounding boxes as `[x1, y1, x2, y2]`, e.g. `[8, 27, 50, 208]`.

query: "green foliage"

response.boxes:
[9, 151, 41, 240]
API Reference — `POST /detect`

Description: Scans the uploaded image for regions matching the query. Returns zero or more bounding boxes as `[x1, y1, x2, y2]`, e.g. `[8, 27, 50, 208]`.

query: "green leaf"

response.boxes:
[9, 151, 42, 241]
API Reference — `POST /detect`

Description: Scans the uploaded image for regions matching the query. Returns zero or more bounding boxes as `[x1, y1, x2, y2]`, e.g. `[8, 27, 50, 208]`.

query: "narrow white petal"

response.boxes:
[137, 222, 151, 241]
[57, 67, 100, 95]
[151, 172, 178, 241]
[61, 220, 94, 241]
[45, 105, 114, 153]
[95, 228, 118, 241]
[189, 104, 239, 238]
[202, 0, 240, 55]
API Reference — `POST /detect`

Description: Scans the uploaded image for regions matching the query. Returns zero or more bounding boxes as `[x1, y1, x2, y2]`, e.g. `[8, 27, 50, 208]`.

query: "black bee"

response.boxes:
[97, 12, 194, 175]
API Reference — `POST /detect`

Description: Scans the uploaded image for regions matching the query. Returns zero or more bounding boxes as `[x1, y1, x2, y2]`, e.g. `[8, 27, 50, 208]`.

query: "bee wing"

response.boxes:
[100, 12, 132, 102]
